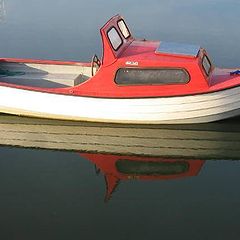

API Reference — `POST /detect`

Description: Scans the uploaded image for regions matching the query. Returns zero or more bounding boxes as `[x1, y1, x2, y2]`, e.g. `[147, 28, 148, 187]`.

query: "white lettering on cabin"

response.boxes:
[125, 61, 139, 66]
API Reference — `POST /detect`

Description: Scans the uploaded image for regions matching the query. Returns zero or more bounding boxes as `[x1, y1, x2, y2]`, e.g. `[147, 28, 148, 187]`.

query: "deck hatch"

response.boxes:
[156, 41, 200, 57]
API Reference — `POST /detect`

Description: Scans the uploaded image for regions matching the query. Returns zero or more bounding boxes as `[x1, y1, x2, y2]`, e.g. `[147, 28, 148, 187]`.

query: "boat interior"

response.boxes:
[0, 61, 93, 88]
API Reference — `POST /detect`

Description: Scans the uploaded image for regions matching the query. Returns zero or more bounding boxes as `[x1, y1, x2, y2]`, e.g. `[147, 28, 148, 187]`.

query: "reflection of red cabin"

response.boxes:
[80, 153, 205, 202]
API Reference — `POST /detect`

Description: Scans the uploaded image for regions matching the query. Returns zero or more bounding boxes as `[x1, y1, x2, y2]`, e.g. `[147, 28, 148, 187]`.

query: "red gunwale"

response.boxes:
[0, 57, 90, 66]
[1, 15, 240, 98]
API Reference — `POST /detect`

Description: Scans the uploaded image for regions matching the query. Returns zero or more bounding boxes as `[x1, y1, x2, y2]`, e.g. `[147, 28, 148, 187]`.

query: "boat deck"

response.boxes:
[0, 62, 92, 88]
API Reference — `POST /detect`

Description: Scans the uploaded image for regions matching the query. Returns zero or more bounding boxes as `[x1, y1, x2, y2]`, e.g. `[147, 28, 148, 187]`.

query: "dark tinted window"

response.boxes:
[116, 160, 189, 176]
[115, 68, 190, 85]
[202, 55, 211, 76]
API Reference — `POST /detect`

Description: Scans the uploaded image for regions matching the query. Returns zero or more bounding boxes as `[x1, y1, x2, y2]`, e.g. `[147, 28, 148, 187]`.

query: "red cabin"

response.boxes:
[71, 14, 240, 98]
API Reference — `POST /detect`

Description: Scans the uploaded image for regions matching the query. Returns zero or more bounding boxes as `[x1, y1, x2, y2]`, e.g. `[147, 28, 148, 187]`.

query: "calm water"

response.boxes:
[1, 0, 240, 239]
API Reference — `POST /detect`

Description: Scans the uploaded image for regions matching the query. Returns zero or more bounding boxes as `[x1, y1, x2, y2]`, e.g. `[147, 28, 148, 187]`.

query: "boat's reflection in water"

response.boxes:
[0, 115, 240, 201]
[80, 153, 205, 202]
[0, 115, 240, 159]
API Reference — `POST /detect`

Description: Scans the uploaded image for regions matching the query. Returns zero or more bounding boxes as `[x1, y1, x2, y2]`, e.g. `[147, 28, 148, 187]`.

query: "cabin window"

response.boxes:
[202, 55, 211, 76]
[115, 68, 190, 85]
[107, 27, 123, 51]
[115, 160, 189, 175]
[117, 20, 130, 39]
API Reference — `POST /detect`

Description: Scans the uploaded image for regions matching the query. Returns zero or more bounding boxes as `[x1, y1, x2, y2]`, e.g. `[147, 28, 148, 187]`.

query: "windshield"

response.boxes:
[117, 20, 130, 39]
[107, 27, 123, 51]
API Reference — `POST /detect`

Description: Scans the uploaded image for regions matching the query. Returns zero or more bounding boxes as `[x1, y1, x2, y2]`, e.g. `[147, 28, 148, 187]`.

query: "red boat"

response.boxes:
[80, 153, 205, 201]
[0, 14, 240, 123]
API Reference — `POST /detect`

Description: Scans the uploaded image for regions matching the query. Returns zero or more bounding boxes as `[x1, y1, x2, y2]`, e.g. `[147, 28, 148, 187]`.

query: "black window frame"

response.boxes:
[107, 26, 123, 51]
[202, 55, 212, 76]
[117, 19, 131, 39]
[114, 67, 190, 86]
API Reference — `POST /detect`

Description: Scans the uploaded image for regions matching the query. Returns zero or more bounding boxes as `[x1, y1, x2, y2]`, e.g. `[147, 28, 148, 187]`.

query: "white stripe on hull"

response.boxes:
[0, 85, 240, 124]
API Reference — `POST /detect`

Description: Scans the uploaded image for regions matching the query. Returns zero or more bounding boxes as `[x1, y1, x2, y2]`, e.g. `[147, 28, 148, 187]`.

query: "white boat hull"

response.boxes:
[0, 85, 240, 124]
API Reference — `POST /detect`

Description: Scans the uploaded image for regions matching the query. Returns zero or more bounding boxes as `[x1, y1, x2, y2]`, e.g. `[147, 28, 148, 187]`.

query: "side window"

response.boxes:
[202, 55, 212, 76]
[107, 27, 123, 51]
[115, 68, 190, 85]
[117, 20, 130, 39]
[115, 159, 189, 175]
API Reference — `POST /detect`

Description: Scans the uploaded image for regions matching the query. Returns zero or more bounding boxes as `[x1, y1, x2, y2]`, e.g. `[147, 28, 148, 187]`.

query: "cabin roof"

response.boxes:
[120, 40, 200, 64]
[156, 41, 200, 57]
